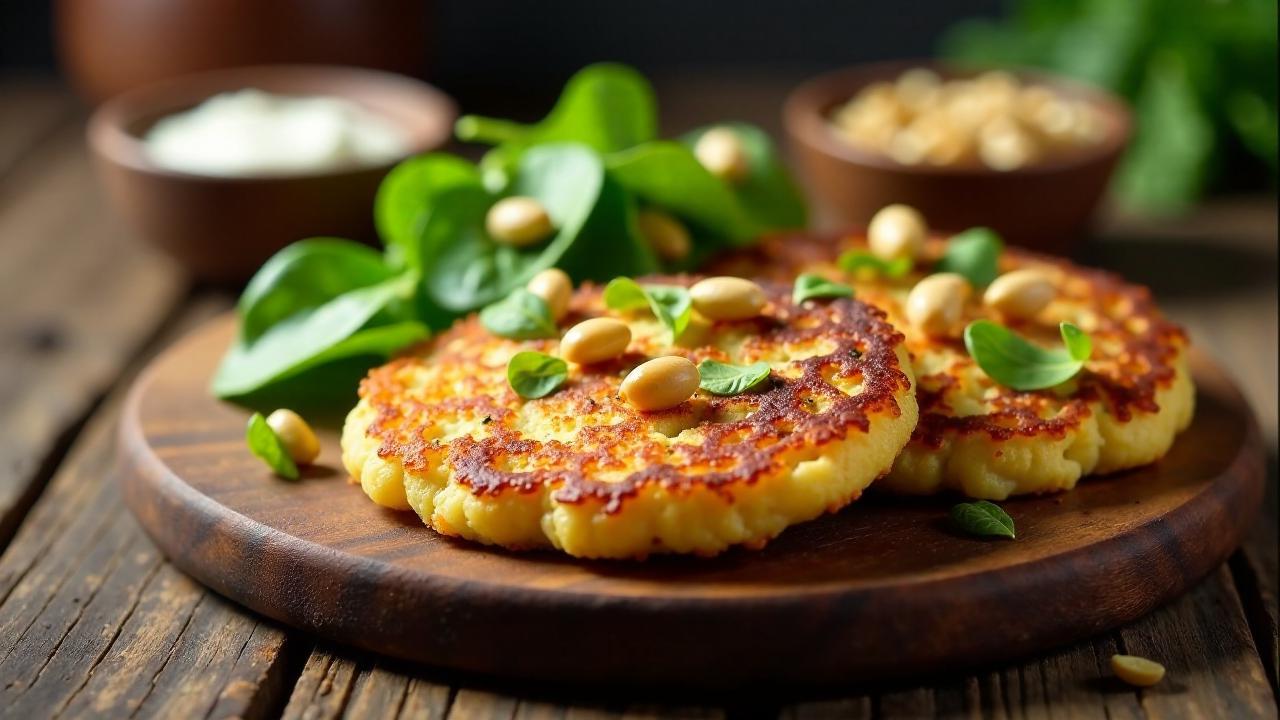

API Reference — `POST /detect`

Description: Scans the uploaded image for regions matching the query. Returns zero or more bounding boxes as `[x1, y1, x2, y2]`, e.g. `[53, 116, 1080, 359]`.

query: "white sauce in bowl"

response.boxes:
[143, 89, 409, 177]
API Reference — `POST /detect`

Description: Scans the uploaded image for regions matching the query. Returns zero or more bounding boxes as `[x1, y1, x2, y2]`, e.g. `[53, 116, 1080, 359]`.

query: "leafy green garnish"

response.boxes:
[213, 249, 428, 401]
[215, 63, 807, 410]
[506, 351, 568, 399]
[964, 320, 1092, 391]
[936, 228, 1004, 287]
[697, 360, 772, 395]
[792, 274, 854, 304]
[374, 153, 483, 270]
[950, 500, 1016, 539]
[603, 277, 693, 342]
[680, 124, 807, 231]
[606, 141, 760, 249]
[456, 63, 658, 186]
[479, 288, 558, 340]
[837, 250, 913, 279]
[245, 412, 298, 479]
[416, 144, 657, 314]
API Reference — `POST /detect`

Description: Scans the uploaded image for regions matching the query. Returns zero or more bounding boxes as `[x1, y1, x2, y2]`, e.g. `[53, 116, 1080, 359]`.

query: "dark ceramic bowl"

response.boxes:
[783, 61, 1131, 255]
[88, 65, 455, 282]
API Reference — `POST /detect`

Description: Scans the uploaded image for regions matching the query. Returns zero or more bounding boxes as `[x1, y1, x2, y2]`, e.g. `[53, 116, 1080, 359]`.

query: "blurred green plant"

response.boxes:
[942, 0, 1277, 212]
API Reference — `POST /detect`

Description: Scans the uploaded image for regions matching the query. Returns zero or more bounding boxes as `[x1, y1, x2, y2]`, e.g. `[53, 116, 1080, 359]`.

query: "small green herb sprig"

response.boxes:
[245, 412, 299, 479]
[964, 320, 1092, 391]
[793, 273, 854, 304]
[936, 227, 1004, 287]
[506, 351, 568, 399]
[480, 288, 558, 340]
[213, 64, 806, 408]
[603, 277, 693, 342]
[950, 500, 1016, 539]
[837, 250, 912, 279]
[698, 360, 772, 395]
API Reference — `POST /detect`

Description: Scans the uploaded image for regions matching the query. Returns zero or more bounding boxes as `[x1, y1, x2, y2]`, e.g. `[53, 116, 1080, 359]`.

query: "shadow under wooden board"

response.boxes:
[117, 314, 1266, 690]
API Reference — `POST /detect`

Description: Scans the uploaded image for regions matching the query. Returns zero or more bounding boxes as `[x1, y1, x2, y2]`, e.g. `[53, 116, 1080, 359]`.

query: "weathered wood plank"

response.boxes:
[0, 118, 185, 551]
[776, 565, 1273, 719]
[281, 646, 454, 720]
[0, 298, 295, 720]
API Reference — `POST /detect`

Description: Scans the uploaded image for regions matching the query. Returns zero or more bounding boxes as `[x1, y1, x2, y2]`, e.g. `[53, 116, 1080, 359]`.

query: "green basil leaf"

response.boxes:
[214, 273, 428, 399]
[936, 227, 1004, 287]
[793, 273, 854, 304]
[680, 123, 807, 230]
[606, 141, 761, 247]
[697, 360, 772, 395]
[237, 239, 397, 344]
[457, 63, 657, 180]
[480, 288, 558, 340]
[375, 154, 484, 269]
[837, 250, 913, 279]
[602, 276, 650, 310]
[245, 412, 299, 480]
[950, 500, 1015, 539]
[506, 351, 568, 399]
[963, 320, 1092, 391]
[418, 144, 657, 314]
[603, 277, 692, 341]
[1060, 322, 1093, 362]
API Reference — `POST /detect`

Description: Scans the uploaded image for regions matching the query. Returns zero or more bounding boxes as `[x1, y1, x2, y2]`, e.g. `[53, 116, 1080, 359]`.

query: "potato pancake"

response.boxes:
[711, 233, 1194, 500]
[342, 276, 918, 558]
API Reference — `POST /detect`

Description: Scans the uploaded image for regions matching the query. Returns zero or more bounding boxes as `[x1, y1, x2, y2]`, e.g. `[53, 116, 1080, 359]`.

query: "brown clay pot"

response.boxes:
[56, 0, 430, 104]
[87, 65, 455, 283]
[783, 61, 1131, 255]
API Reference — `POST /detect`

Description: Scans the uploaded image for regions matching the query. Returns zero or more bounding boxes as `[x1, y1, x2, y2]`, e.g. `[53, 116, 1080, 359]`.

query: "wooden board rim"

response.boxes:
[116, 314, 1266, 688]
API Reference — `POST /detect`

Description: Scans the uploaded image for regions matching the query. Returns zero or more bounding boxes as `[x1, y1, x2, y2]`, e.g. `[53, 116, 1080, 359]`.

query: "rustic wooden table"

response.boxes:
[0, 75, 1276, 719]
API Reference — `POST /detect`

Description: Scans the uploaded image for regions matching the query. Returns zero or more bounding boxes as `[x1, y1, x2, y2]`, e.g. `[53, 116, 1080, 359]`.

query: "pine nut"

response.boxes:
[560, 318, 631, 365]
[620, 356, 700, 411]
[689, 277, 766, 321]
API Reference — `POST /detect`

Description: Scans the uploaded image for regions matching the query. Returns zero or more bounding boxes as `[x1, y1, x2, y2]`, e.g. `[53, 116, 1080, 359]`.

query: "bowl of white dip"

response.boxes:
[88, 65, 455, 281]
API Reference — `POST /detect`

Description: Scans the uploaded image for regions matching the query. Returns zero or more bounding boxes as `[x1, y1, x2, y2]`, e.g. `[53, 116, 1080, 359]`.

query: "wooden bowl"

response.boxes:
[55, 0, 431, 105]
[87, 65, 456, 282]
[783, 61, 1131, 255]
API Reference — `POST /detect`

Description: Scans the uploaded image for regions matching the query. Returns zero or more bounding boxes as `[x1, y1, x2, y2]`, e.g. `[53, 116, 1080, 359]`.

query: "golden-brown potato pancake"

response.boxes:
[342, 276, 918, 558]
[711, 233, 1194, 499]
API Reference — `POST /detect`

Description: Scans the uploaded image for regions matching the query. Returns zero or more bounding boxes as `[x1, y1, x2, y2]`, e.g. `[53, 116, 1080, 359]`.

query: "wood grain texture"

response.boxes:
[0, 299, 297, 720]
[0, 116, 185, 550]
[116, 314, 1265, 690]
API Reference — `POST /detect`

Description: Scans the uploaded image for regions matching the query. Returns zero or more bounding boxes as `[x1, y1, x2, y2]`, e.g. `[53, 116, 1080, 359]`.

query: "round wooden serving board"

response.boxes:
[118, 314, 1265, 689]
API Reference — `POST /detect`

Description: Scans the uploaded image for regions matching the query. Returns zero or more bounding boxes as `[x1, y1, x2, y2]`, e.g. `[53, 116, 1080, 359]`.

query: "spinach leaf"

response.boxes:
[950, 500, 1016, 539]
[793, 274, 854, 304]
[837, 250, 913, 279]
[603, 277, 692, 342]
[214, 272, 428, 399]
[416, 144, 656, 314]
[963, 320, 1092, 391]
[245, 412, 299, 480]
[237, 239, 397, 343]
[480, 288, 558, 340]
[680, 123, 806, 230]
[374, 153, 484, 269]
[936, 228, 1003, 287]
[698, 360, 772, 395]
[457, 63, 657, 183]
[606, 141, 760, 247]
[507, 351, 569, 399]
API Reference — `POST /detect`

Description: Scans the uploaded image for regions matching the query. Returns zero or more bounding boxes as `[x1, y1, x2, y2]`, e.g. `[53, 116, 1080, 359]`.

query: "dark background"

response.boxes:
[1, 1, 1001, 108]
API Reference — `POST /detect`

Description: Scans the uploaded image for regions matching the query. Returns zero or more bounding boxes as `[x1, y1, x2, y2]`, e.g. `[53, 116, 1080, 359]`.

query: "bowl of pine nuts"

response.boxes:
[784, 61, 1131, 254]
